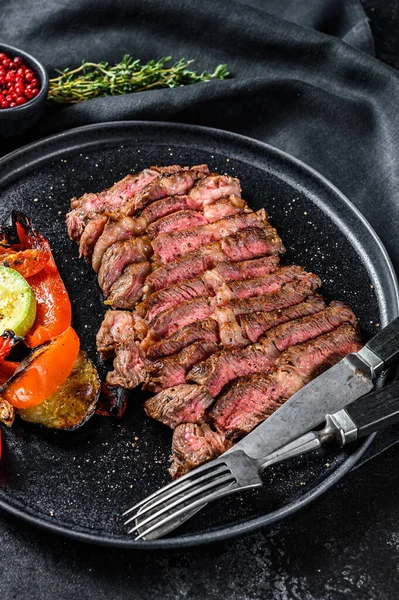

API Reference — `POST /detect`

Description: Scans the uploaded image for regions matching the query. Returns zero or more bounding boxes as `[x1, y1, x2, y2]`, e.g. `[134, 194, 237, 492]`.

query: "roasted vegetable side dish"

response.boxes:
[0, 212, 101, 454]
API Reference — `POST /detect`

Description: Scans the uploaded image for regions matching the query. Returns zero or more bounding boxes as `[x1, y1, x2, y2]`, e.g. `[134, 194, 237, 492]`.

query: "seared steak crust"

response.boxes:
[170, 423, 233, 479]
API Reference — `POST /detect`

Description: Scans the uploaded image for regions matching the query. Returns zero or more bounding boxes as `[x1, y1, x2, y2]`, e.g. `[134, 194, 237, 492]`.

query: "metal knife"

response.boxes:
[249, 378, 399, 470]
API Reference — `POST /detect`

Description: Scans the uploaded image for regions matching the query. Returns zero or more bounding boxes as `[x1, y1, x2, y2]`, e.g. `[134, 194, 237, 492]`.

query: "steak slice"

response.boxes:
[202, 195, 248, 222]
[170, 423, 232, 479]
[96, 310, 137, 357]
[147, 210, 208, 238]
[147, 195, 248, 238]
[122, 170, 205, 216]
[229, 276, 321, 316]
[153, 210, 269, 263]
[144, 384, 214, 429]
[187, 175, 241, 208]
[216, 265, 316, 305]
[78, 214, 108, 259]
[212, 306, 250, 348]
[239, 295, 325, 343]
[106, 262, 151, 309]
[145, 340, 219, 392]
[146, 318, 220, 360]
[107, 342, 147, 389]
[136, 275, 217, 322]
[213, 280, 321, 348]
[187, 344, 280, 398]
[91, 214, 148, 273]
[187, 301, 357, 397]
[144, 228, 284, 294]
[143, 297, 215, 346]
[98, 235, 152, 295]
[137, 256, 279, 322]
[67, 168, 161, 241]
[212, 255, 280, 281]
[210, 323, 361, 436]
[96, 310, 147, 389]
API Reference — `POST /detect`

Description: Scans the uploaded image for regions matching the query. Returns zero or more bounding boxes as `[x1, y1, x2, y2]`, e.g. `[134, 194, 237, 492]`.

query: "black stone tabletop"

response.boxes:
[2, 2, 399, 599]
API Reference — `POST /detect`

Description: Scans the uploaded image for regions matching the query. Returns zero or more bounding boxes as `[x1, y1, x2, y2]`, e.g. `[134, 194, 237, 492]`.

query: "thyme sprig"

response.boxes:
[48, 56, 229, 104]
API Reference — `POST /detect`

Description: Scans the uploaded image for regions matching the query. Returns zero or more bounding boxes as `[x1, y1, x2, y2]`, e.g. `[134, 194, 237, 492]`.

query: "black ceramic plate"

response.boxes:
[0, 122, 397, 550]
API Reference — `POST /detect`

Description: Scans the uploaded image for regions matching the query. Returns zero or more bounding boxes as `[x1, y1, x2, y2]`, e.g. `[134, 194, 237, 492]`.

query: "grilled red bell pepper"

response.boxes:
[0, 331, 21, 360]
[15, 217, 72, 347]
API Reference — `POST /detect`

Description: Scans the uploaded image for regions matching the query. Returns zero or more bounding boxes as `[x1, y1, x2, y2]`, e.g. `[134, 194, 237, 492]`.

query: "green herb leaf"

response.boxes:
[48, 56, 229, 104]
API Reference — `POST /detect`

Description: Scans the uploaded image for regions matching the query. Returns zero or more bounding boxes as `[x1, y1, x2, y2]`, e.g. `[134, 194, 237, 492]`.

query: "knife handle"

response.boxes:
[366, 315, 399, 371]
[344, 380, 399, 438]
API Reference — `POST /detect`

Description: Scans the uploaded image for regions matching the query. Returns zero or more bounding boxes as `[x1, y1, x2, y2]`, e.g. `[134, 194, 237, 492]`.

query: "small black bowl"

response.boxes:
[0, 43, 49, 138]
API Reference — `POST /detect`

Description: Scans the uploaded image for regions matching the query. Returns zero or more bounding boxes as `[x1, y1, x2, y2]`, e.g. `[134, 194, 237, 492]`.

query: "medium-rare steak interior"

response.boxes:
[67, 163, 361, 479]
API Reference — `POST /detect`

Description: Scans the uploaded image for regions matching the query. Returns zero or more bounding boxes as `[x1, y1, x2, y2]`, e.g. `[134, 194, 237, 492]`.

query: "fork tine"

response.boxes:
[134, 482, 237, 540]
[122, 459, 226, 517]
[124, 463, 230, 526]
[127, 473, 235, 535]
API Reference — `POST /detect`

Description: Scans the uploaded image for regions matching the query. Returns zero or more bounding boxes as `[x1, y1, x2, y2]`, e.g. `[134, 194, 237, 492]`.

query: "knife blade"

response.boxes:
[230, 315, 399, 460]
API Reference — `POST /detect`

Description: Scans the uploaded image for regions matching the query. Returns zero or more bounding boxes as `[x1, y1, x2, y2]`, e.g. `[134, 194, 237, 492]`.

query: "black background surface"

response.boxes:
[2, 0, 399, 598]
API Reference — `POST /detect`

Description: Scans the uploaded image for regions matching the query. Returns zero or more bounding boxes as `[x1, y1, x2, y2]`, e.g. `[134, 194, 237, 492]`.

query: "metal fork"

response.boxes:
[123, 433, 321, 540]
[123, 379, 399, 540]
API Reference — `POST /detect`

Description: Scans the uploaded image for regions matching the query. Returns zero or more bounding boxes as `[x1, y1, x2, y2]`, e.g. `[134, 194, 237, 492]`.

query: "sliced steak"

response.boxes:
[140, 194, 199, 225]
[239, 295, 325, 343]
[213, 255, 280, 281]
[145, 340, 219, 392]
[98, 235, 152, 295]
[187, 301, 357, 397]
[106, 341, 147, 389]
[218, 265, 315, 302]
[91, 214, 148, 273]
[147, 195, 248, 238]
[187, 344, 280, 398]
[229, 276, 321, 316]
[202, 195, 248, 221]
[136, 275, 217, 321]
[96, 310, 137, 357]
[96, 310, 147, 389]
[170, 423, 232, 479]
[153, 210, 269, 263]
[78, 214, 109, 259]
[210, 323, 361, 436]
[144, 384, 214, 429]
[212, 306, 250, 348]
[143, 297, 214, 346]
[150, 164, 210, 176]
[67, 169, 160, 241]
[144, 228, 284, 295]
[122, 170, 204, 216]
[212, 280, 320, 348]
[106, 262, 151, 309]
[137, 256, 279, 322]
[146, 318, 220, 360]
[147, 210, 208, 238]
[187, 175, 241, 208]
